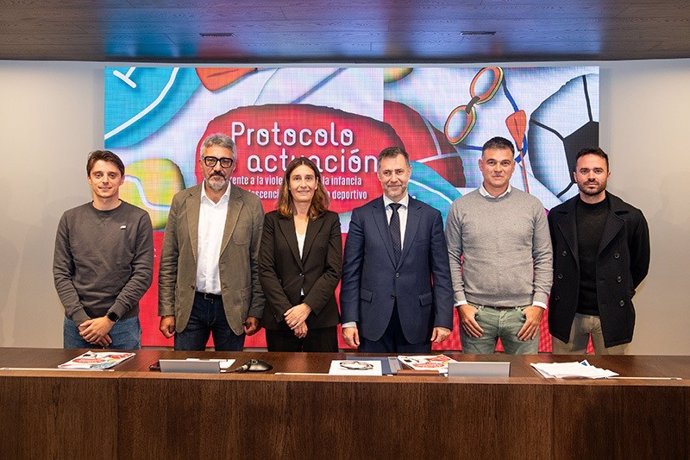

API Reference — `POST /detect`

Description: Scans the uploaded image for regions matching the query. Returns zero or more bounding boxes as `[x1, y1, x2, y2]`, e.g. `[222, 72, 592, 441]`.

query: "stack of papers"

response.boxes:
[531, 360, 618, 379]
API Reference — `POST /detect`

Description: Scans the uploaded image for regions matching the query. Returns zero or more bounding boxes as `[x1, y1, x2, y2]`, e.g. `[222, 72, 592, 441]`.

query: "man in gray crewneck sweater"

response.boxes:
[53, 150, 153, 349]
[445, 137, 552, 354]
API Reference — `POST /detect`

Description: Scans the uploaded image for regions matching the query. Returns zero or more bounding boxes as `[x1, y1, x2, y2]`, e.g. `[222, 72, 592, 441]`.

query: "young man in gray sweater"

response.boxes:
[53, 150, 153, 349]
[445, 137, 552, 354]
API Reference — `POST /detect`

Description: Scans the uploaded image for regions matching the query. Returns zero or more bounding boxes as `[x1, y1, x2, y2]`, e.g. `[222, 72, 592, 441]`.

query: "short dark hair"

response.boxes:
[277, 157, 329, 219]
[482, 136, 515, 156]
[575, 147, 609, 171]
[86, 150, 125, 176]
[377, 146, 410, 167]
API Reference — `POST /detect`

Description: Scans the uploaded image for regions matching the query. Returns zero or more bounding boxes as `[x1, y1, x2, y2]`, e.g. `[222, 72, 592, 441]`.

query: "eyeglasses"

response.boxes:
[202, 156, 234, 168]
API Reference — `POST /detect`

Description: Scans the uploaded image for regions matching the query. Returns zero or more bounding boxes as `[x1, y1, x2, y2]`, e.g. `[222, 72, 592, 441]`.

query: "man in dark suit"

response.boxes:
[158, 133, 265, 351]
[340, 146, 454, 353]
[548, 147, 650, 354]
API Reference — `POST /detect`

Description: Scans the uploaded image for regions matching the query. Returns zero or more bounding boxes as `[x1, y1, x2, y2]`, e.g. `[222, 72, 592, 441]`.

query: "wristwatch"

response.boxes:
[107, 311, 120, 323]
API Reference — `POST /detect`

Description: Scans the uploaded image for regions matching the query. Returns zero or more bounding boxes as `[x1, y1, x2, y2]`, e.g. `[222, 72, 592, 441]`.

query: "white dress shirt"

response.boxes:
[195, 183, 231, 294]
[296, 229, 306, 296]
[296, 230, 306, 259]
[383, 193, 409, 249]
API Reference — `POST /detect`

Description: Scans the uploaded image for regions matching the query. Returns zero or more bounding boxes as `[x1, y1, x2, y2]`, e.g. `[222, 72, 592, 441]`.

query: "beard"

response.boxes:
[577, 180, 606, 196]
[207, 174, 228, 192]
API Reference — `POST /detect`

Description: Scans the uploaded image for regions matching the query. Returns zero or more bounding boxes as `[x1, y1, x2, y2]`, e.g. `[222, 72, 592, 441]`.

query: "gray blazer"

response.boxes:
[158, 183, 265, 335]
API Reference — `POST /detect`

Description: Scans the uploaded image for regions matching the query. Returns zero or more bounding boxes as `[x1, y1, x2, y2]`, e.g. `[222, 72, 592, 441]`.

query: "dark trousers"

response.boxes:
[174, 292, 245, 351]
[266, 326, 338, 352]
[359, 304, 432, 353]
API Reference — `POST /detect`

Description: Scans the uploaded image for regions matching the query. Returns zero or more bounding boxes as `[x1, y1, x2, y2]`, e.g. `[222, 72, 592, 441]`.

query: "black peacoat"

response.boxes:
[548, 193, 650, 348]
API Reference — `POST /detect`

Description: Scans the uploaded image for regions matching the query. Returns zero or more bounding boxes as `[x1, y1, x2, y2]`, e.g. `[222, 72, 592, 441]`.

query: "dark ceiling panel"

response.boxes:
[0, 0, 689, 62]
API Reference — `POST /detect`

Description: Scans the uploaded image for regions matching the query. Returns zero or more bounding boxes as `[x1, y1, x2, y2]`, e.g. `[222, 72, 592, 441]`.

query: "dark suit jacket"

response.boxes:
[259, 210, 342, 330]
[340, 196, 454, 344]
[548, 193, 650, 347]
[158, 184, 265, 335]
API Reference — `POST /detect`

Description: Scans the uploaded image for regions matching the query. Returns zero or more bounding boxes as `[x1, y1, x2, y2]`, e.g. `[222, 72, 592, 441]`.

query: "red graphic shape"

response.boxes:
[506, 109, 527, 150]
[198, 104, 405, 214]
[384, 100, 465, 187]
[139, 232, 168, 347]
[196, 68, 256, 92]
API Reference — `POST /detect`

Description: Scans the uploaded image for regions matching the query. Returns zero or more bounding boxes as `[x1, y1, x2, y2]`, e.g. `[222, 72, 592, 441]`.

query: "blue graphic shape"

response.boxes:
[409, 161, 462, 221]
[105, 67, 200, 148]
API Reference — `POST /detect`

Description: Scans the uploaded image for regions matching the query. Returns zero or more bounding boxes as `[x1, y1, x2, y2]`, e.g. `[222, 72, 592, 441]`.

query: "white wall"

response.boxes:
[1, 59, 688, 353]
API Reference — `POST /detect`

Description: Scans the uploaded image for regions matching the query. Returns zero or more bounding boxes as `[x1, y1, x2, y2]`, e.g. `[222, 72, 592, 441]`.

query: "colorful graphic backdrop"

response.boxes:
[105, 66, 599, 350]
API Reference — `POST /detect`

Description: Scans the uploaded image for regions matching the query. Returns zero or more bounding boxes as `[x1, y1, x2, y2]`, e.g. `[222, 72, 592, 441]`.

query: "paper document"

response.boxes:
[531, 361, 618, 379]
[329, 360, 382, 376]
[345, 355, 401, 375]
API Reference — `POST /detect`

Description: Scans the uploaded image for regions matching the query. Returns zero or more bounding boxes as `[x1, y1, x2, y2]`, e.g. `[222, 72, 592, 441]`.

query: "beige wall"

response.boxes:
[601, 60, 690, 354]
[1, 60, 688, 353]
[0, 62, 103, 348]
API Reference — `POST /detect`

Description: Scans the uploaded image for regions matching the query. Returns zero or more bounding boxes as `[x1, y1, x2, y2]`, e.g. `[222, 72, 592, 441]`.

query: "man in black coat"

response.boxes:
[548, 147, 650, 354]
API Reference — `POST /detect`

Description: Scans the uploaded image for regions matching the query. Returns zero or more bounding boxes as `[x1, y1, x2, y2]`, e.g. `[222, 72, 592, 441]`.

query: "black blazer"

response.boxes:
[259, 210, 342, 330]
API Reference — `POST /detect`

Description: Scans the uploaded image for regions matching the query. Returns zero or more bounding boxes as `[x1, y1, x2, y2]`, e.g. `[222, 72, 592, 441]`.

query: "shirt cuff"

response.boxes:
[342, 321, 357, 329]
[533, 301, 547, 309]
[70, 308, 91, 324]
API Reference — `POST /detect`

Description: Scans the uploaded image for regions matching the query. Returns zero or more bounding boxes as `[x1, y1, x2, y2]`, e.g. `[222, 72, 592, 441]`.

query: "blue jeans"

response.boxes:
[461, 305, 538, 354]
[174, 292, 246, 351]
[64, 316, 141, 350]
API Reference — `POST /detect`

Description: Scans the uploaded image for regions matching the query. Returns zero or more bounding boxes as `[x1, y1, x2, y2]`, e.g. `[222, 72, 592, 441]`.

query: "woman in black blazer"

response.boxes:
[259, 157, 342, 352]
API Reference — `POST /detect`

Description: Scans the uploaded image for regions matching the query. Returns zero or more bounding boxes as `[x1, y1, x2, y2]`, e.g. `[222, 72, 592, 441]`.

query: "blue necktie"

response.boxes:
[389, 203, 402, 264]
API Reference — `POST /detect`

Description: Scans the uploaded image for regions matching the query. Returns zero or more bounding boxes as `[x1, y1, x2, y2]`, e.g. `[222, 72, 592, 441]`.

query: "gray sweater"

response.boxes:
[53, 201, 154, 323]
[445, 187, 553, 307]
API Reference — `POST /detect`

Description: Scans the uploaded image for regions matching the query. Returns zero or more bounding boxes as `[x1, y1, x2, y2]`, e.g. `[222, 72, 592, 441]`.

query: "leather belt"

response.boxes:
[196, 291, 222, 301]
[471, 304, 530, 310]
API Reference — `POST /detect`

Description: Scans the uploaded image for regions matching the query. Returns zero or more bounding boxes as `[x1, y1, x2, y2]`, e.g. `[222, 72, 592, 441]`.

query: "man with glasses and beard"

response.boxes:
[158, 133, 265, 350]
[548, 147, 650, 354]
